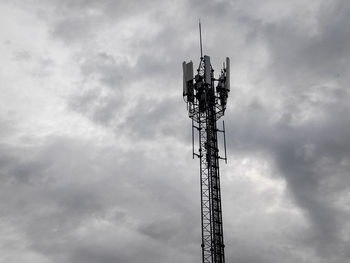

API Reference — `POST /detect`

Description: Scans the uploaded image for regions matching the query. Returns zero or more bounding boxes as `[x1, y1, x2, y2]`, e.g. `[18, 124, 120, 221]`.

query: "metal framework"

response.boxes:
[182, 22, 230, 263]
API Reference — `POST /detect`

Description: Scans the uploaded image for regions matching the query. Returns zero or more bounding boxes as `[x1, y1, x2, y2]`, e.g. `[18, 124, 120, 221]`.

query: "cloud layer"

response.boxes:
[0, 0, 349, 262]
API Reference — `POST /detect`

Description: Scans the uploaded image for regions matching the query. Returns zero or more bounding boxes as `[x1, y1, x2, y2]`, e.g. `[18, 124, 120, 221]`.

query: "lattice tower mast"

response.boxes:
[182, 21, 230, 263]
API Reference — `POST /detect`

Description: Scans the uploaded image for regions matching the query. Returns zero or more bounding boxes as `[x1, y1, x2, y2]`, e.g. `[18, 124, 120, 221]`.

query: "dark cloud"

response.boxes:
[226, 82, 350, 259]
[248, 4, 350, 255]
[0, 135, 198, 262]
[262, 1, 350, 87]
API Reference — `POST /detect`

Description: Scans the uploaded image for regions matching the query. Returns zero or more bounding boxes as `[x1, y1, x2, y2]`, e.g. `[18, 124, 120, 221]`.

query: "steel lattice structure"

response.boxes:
[182, 22, 230, 263]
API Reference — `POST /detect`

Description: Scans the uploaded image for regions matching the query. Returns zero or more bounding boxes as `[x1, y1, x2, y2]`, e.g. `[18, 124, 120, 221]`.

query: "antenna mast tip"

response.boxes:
[199, 19, 203, 58]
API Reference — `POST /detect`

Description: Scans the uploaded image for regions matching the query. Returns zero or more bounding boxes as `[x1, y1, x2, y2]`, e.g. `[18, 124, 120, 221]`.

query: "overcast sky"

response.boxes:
[1, 0, 350, 262]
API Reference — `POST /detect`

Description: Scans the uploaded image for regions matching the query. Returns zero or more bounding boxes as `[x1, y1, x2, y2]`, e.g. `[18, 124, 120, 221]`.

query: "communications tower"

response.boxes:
[182, 21, 230, 263]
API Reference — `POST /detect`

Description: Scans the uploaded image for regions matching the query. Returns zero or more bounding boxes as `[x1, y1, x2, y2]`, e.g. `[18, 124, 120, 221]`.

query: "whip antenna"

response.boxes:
[199, 19, 203, 58]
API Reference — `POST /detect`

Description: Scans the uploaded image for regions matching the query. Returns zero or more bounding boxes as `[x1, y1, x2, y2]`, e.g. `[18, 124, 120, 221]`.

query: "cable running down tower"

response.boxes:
[182, 21, 230, 263]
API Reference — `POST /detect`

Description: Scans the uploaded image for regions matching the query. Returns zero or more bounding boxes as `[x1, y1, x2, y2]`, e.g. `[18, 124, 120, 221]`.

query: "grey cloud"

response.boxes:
[121, 96, 188, 141]
[70, 245, 131, 263]
[0, 117, 16, 139]
[79, 52, 129, 89]
[226, 84, 350, 258]
[9, 47, 56, 78]
[52, 17, 97, 44]
[12, 50, 31, 61]
[45, 0, 156, 44]
[0, 135, 198, 263]
[216, 5, 350, 258]
[68, 52, 128, 125]
[262, 1, 350, 87]
[41, 1, 194, 132]
[69, 48, 188, 137]
[2, 0, 350, 263]
[50, 0, 350, 261]
[249, 5, 350, 254]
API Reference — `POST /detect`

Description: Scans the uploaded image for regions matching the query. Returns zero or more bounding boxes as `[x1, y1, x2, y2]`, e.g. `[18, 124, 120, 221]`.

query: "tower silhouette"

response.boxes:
[182, 21, 230, 263]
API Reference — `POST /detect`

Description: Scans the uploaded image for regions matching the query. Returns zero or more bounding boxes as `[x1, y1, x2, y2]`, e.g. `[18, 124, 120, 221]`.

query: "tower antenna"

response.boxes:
[183, 23, 231, 263]
[199, 19, 203, 58]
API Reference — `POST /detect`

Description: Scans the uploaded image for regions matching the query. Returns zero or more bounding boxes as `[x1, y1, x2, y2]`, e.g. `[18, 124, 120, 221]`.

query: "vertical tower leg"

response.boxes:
[198, 104, 225, 263]
[198, 112, 212, 263]
[206, 104, 225, 263]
